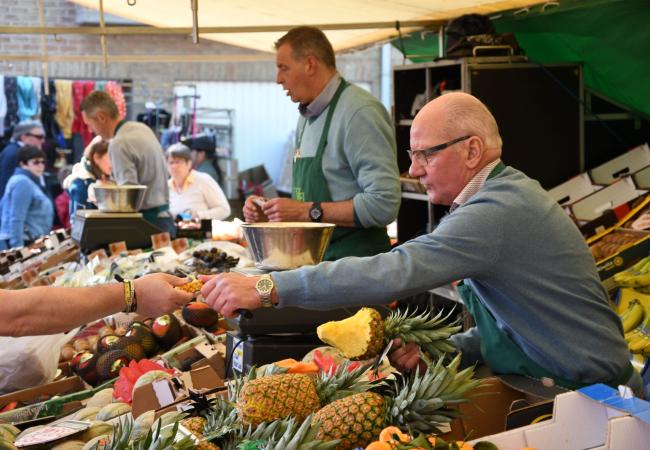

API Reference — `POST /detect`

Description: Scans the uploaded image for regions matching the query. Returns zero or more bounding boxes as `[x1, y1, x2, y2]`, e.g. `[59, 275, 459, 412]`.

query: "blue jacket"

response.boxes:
[0, 141, 21, 198]
[0, 168, 54, 247]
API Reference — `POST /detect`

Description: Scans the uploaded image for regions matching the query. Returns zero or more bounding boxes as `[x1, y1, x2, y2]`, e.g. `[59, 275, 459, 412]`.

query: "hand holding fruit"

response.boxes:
[199, 273, 270, 318]
[133, 273, 193, 317]
[243, 195, 268, 222]
[388, 338, 427, 374]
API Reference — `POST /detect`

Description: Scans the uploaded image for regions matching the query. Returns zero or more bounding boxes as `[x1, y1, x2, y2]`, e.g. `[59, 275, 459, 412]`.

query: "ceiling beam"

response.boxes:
[0, 20, 441, 36]
[0, 53, 276, 63]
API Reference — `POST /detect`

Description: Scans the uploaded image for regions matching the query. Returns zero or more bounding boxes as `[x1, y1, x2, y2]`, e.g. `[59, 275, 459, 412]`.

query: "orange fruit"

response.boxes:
[379, 426, 411, 443]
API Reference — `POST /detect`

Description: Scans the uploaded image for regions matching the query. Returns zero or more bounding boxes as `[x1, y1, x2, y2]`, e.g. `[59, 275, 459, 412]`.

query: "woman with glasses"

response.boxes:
[0, 120, 46, 199]
[0, 146, 54, 249]
[62, 136, 113, 223]
[166, 143, 231, 221]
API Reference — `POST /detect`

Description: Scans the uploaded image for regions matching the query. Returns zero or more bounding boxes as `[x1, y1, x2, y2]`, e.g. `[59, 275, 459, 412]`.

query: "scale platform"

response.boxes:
[71, 210, 163, 252]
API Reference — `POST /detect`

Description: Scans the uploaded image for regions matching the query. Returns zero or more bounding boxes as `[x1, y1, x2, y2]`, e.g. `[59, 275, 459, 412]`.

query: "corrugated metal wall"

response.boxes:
[175, 81, 299, 185]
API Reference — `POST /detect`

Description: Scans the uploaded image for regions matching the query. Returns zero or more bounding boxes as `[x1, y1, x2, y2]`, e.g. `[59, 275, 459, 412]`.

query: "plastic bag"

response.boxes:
[0, 332, 74, 394]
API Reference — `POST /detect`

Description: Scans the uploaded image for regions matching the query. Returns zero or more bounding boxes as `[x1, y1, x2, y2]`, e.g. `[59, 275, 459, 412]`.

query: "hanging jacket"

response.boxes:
[17, 76, 38, 122]
[71, 80, 95, 146]
[54, 80, 74, 139]
[3, 77, 18, 133]
[40, 79, 59, 140]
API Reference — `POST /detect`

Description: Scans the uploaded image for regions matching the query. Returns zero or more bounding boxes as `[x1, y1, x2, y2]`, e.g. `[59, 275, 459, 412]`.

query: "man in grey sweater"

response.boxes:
[201, 92, 640, 392]
[81, 91, 175, 235]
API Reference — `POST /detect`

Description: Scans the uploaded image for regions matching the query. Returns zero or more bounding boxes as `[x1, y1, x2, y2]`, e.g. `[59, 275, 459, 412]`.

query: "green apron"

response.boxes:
[292, 78, 391, 261]
[457, 162, 633, 390]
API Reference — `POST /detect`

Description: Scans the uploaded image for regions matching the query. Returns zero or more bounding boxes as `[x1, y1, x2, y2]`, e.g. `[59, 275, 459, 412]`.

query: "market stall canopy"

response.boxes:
[69, 0, 545, 53]
[394, 0, 650, 118]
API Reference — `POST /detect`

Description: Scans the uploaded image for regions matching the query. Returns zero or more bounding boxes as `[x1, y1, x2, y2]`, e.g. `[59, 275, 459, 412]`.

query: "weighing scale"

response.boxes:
[71, 210, 163, 253]
[224, 267, 370, 377]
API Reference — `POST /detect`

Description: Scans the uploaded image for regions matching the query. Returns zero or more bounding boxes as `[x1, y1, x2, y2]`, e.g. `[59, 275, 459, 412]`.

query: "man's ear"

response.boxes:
[304, 56, 318, 75]
[465, 136, 484, 169]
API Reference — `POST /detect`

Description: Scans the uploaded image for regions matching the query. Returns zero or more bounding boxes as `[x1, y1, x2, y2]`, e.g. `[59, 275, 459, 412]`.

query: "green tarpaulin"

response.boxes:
[394, 0, 650, 118]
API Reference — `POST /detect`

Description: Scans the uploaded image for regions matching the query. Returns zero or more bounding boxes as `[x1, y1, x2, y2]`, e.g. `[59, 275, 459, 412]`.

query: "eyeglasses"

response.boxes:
[26, 133, 46, 140]
[407, 135, 471, 166]
[28, 159, 46, 166]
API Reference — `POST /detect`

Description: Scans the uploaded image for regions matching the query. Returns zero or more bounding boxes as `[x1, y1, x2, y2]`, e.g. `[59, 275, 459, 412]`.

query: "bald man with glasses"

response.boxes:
[201, 92, 642, 394]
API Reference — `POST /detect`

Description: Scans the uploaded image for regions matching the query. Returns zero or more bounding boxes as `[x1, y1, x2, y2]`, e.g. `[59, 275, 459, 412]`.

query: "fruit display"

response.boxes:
[589, 229, 647, 261]
[151, 313, 183, 349]
[317, 307, 460, 360]
[191, 248, 240, 274]
[182, 302, 220, 328]
[613, 253, 650, 289]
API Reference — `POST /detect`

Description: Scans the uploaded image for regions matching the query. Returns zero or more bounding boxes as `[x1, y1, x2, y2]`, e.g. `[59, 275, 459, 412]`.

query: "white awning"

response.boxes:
[69, 0, 546, 53]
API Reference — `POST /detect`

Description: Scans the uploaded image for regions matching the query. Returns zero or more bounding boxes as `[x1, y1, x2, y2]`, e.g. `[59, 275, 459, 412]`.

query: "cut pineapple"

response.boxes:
[317, 307, 461, 360]
[317, 307, 384, 360]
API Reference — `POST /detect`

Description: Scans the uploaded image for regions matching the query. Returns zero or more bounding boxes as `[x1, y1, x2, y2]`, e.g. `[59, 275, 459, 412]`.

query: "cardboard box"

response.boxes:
[443, 377, 529, 441]
[0, 376, 86, 409]
[548, 172, 599, 206]
[570, 177, 646, 222]
[595, 232, 650, 283]
[590, 143, 650, 185]
[470, 384, 650, 450]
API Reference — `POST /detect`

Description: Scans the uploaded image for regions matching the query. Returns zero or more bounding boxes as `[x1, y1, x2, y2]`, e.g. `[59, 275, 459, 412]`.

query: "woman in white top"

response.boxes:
[167, 143, 231, 220]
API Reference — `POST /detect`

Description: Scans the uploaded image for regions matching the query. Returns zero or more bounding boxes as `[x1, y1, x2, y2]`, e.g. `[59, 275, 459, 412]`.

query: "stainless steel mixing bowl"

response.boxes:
[94, 185, 147, 213]
[241, 222, 336, 270]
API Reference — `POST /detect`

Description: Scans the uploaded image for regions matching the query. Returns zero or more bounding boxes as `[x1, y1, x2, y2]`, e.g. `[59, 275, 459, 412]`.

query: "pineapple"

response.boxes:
[234, 361, 375, 427]
[317, 307, 460, 360]
[237, 373, 321, 427]
[312, 354, 483, 450]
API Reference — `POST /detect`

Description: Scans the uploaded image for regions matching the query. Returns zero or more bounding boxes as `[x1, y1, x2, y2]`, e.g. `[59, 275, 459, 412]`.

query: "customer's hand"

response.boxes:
[262, 198, 310, 222]
[388, 338, 427, 374]
[243, 196, 267, 223]
[133, 273, 193, 317]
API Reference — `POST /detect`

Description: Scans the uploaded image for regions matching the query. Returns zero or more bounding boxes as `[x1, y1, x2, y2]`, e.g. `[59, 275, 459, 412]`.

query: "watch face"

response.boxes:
[257, 278, 273, 293]
[310, 205, 322, 221]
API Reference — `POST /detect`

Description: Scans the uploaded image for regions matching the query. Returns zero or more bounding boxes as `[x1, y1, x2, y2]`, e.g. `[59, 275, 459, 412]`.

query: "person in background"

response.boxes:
[242, 26, 400, 260]
[0, 120, 46, 198]
[62, 136, 112, 223]
[54, 166, 72, 229]
[201, 92, 642, 394]
[184, 134, 222, 185]
[0, 146, 54, 249]
[80, 91, 175, 236]
[167, 143, 231, 221]
[0, 272, 192, 337]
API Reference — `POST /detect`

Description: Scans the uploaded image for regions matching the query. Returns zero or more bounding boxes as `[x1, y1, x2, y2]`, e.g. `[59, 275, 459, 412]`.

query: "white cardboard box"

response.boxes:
[590, 143, 650, 185]
[570, 177, 646, 221]
[548, 172, 600, 206]
[470, 386, 650, 450]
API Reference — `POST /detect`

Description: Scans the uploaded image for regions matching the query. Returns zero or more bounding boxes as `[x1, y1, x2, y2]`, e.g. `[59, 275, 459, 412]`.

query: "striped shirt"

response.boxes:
[452, 159, 502, 208]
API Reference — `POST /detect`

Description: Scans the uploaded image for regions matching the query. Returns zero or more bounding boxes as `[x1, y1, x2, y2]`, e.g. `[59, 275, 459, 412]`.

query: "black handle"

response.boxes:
[236, 309, 253, 319]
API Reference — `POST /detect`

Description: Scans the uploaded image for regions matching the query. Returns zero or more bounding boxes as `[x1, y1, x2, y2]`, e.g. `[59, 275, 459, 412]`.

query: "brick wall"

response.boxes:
[0, 0, 389, 115]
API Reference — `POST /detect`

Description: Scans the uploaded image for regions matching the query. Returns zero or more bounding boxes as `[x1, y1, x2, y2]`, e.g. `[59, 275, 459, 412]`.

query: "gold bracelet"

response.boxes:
[122, 279, 137, 313]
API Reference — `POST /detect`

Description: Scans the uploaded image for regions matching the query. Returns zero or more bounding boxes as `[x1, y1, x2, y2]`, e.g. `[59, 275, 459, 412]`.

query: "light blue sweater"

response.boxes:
[296, 82, 400, 228]
[274, 166, 630, 384]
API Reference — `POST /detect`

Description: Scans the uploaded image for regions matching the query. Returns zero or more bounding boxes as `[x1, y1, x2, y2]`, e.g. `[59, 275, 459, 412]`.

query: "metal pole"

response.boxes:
[37, 0, 49, 95]
[99, 0, 108, 69]
[191, 0, 199, 44]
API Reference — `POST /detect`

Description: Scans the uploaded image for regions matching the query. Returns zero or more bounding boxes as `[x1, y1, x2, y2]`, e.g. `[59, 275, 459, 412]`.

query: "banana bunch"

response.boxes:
[614, 254, 650, 287]
[620, 299, 645, 333]
[624, 301, 650, 355]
